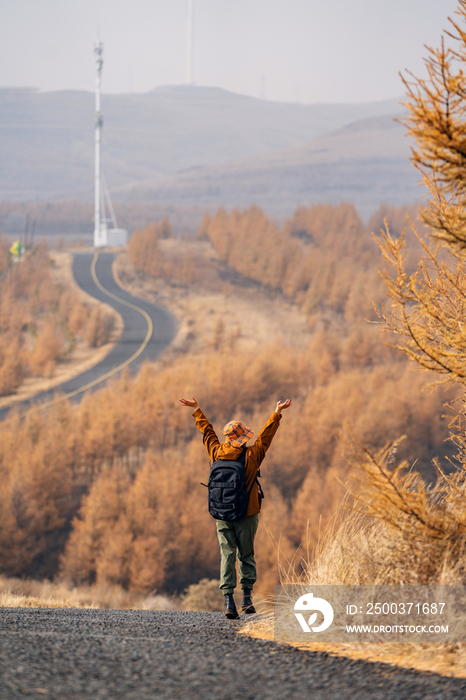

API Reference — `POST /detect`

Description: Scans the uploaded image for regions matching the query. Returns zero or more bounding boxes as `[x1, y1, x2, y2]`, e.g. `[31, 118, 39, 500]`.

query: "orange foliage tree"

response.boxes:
[334, 4, 466, 585]
[128, 219, 173, 277]
[375, 2, 466, 384]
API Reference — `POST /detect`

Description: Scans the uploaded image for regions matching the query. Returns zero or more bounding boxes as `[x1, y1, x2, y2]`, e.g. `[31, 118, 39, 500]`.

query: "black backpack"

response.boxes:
[205, 449, 261, 521]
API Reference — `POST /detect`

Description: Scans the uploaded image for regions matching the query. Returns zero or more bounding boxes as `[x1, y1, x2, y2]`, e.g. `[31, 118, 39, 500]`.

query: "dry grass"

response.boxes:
[0, 575, 179, 611]
[0, 592, 97, 609]
[256, 433, 466, 678]
[238, 416, 466, 678]
[241, 501, 466, 679]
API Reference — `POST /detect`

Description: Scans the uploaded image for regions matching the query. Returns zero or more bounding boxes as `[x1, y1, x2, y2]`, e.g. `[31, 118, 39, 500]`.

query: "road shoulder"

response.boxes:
[240, 617, 466, 679]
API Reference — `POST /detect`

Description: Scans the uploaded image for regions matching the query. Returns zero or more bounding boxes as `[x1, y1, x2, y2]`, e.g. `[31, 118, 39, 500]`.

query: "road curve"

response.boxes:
[0, 252, 177, 420]
[1, 608, 464, 700]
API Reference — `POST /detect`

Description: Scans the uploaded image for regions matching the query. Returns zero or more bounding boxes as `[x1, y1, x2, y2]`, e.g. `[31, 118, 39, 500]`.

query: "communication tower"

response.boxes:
[93, 42, 127, 248]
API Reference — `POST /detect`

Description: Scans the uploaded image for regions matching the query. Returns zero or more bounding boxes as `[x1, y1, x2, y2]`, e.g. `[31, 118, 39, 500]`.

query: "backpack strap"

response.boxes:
[229, 448, 263, 499]
[256, 475, 265, 502]
[243, 448, 264, 501]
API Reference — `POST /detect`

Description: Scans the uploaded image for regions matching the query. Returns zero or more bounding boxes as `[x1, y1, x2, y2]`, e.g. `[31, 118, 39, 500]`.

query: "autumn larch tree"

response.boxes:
[376, 0, 466, 385]
[353, 1, 466, 560]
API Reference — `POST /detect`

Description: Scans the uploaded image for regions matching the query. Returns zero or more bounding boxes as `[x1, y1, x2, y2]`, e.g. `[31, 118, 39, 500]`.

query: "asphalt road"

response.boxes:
[0, 608, 464, 700]
[0, 252, 177, 420]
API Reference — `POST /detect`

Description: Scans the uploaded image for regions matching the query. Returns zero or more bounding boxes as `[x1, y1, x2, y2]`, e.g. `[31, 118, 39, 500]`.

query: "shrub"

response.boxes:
[28, 323, 64, 377]
[181, 579, 224, 612]
[85, 306, 115, 348]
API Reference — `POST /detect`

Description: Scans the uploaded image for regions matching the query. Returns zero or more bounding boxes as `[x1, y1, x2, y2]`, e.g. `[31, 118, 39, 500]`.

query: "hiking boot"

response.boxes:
[224, 593, 239, 620]
[241, 588, 256, 614]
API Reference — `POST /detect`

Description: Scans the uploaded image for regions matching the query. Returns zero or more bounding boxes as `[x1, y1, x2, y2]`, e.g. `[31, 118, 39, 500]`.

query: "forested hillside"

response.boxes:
[0, 201, 452, 597]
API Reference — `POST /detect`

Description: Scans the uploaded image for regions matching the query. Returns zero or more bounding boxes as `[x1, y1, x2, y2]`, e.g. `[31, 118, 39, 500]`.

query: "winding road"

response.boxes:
[0, 252, 177, 420]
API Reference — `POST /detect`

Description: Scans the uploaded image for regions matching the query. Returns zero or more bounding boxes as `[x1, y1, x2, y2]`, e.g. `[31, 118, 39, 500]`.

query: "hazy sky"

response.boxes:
[0, 0, 460, 103]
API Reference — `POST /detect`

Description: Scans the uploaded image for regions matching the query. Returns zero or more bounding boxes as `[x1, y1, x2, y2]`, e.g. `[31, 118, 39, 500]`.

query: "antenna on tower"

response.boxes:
[186, 0, 193, 85]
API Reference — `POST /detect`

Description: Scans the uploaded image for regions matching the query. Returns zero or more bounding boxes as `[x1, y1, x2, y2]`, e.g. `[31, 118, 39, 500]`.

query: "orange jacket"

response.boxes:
[193, 408, 281, 516]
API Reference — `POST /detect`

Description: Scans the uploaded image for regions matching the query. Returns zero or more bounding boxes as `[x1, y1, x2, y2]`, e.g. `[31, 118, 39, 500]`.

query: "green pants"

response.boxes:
[216, 514, 259, 595]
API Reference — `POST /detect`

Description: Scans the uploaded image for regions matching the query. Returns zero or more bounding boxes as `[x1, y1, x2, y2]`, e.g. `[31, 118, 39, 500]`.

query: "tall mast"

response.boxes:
[186, 0, 193, 85]
[94, 42, 104, 247]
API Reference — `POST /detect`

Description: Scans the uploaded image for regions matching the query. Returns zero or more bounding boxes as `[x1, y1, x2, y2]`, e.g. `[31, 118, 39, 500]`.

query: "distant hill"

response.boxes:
[113, 114, 421, 219]
[0, 85, 408, 215]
